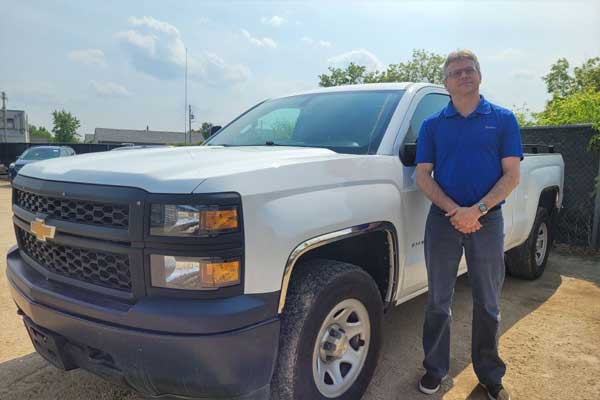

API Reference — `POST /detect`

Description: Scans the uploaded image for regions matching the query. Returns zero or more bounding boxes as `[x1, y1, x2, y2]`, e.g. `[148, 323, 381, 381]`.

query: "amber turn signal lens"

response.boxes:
[200, 209, 238, 232]
[200, 260, 240, 288]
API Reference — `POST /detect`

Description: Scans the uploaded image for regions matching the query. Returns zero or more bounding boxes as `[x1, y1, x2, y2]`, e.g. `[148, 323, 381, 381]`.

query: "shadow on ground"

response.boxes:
[0, 252, 597, 400]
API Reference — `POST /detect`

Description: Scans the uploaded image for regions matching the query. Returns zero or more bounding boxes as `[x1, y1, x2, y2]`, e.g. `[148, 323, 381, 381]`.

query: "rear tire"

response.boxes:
[271, 259, 383, 400]
[505, 207, 553, 280]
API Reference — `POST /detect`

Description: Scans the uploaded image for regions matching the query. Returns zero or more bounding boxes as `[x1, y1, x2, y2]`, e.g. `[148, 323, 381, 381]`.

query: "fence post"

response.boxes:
[592, 159, 600, 249]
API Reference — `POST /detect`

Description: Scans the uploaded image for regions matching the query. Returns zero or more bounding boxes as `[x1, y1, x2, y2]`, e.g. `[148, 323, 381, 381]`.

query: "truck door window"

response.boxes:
[404, 93, 449, 144]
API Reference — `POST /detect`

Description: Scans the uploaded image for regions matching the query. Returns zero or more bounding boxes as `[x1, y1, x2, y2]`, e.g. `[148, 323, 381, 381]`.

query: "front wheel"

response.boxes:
[271, 259, 383, 400]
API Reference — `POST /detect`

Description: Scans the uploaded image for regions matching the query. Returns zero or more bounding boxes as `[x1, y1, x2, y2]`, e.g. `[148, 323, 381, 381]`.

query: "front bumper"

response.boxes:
[7, 247, 280, 399]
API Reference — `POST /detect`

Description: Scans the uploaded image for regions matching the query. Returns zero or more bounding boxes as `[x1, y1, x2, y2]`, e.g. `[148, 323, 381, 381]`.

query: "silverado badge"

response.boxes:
[31, 218, 56, 242]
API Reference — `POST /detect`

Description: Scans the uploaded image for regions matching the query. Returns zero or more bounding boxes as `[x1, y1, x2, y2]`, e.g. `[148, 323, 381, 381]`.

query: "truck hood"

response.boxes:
[19, 146, 355, 193]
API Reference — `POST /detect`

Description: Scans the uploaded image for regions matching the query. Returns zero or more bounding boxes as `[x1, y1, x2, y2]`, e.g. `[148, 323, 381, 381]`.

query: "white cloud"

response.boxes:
[68, 49, 106, 67]
[301, 37, 332, 48]
[90, 81, 132, 97]
[241, 29, 277, 48]
[116, 16, 250, 86]
[327, 49, 384, 72]
[261, 16, 286, 27]
[128, 16, 180, 35]
[200, 53, 251, 86]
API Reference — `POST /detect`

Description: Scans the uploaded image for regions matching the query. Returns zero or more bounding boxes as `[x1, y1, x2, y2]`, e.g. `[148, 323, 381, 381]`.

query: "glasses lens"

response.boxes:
[450, 67, 476, 78]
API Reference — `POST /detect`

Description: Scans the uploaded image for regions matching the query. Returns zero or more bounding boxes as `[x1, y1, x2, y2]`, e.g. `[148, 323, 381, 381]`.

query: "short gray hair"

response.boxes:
[443, 50, 481, 79]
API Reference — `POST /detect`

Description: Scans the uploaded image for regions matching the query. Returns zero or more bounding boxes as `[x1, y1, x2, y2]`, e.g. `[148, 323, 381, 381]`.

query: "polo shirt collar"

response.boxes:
[443, 95, 491, 118]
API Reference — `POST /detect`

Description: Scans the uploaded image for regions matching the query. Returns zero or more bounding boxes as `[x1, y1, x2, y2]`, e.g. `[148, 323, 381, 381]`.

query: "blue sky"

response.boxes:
[1, 0, 599, 135]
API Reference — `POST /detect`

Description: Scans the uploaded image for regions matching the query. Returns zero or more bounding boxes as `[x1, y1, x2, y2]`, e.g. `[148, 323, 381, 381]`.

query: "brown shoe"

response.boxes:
[480, 383, 510, 400]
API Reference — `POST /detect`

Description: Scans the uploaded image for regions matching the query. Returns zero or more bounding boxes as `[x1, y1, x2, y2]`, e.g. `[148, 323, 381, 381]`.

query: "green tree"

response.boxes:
[319, 49, 445, 87]
[534, 88, 600, 151]
[200, 122, 214, 140]
[319, 63, 368, 87]
[52, 110, 80, 143]
[538, 56, 600, 153]
[366, 49, 445, 84]
[543, 56, 600, 98]
[542, 58, 576, 98]
[29, 124, 54, 142]
[573, 57, 600, 94]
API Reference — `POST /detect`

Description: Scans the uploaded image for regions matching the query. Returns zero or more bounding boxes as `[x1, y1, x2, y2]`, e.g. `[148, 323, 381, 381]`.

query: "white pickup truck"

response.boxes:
[7, 83, 564, 400]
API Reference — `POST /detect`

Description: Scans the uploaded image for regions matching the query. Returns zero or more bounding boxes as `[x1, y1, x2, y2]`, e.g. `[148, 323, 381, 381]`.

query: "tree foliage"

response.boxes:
[537, 56, 600, 152]
[29, 124, 54, 142]
[52, 110, 81, 143]
[534, 88, 600, 151]
[319, 49, 445, 87]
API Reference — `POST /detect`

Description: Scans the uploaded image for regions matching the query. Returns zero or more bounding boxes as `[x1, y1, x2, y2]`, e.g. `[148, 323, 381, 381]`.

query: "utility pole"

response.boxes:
[1, 92, 7, 143]
[188, 105, 194, 144]
[184, 48, 188, 144]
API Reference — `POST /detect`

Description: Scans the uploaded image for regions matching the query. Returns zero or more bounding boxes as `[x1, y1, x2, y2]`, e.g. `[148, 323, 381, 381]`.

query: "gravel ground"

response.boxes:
[1, 180, 599, 400]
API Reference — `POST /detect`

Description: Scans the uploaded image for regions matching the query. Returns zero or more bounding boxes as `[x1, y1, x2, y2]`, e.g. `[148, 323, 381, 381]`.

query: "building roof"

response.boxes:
[93, 128, 204, 144]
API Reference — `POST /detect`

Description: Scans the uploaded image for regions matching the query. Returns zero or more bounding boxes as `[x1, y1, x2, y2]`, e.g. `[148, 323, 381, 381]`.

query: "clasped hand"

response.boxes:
[445, 207, 482, 234]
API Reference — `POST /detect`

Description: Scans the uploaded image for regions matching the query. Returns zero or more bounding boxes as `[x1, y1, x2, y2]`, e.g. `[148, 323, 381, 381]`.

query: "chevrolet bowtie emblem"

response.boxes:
[31, 218, 56, 242]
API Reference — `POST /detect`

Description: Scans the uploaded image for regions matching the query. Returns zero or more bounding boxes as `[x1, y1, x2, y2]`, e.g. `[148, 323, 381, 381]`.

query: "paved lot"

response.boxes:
[0, 180, 599, 399]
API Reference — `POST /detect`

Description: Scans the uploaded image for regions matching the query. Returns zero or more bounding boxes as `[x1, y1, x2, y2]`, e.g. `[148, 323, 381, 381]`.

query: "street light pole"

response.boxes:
[184, 47, 188, 144]
[1, 92, 7, 143]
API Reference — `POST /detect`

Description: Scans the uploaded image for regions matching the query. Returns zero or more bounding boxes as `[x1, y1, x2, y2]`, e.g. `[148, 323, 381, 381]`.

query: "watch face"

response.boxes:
[479, 203, 487, 213]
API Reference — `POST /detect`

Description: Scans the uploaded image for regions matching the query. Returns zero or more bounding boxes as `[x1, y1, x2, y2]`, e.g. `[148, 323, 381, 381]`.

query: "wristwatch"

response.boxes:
[477, 202, 488, 215]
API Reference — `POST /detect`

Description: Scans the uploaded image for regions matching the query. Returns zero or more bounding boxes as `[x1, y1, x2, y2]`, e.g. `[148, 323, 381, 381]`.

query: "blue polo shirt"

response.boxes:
[415, 95, 523, 207]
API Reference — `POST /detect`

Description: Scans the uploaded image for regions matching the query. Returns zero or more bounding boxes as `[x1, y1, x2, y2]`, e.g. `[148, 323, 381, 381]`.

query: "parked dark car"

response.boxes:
[8, 146, 76, 182]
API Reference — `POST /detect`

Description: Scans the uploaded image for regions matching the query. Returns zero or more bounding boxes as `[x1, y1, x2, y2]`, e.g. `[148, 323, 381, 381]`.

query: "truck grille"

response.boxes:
[17, 227, 132, 291]
[14, 189, 129, 229]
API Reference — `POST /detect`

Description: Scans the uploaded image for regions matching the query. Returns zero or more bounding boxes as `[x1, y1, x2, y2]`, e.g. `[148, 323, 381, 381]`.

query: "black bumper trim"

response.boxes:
[10, 275, 279, 399]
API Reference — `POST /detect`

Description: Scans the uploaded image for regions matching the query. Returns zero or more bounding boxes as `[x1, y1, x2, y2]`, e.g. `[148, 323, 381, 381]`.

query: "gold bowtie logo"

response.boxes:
[31, 218, 56, 242]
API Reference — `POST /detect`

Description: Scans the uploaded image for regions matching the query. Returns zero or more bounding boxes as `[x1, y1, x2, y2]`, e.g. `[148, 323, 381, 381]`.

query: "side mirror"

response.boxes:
[400, 142, 417, 167]
[210, 125, 222, 135]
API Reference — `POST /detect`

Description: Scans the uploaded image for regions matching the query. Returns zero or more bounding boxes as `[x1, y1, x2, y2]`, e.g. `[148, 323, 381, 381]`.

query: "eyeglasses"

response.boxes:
[447, 67, 477, 79]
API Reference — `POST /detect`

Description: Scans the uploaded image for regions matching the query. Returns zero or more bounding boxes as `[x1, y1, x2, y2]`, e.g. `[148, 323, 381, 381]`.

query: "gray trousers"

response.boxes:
[422, 205, 506, 385]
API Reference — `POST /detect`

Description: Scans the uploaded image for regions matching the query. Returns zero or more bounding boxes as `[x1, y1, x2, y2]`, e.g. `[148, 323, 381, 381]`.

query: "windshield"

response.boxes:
[19, 148, 61, 160]
[206, 90, 404, 154]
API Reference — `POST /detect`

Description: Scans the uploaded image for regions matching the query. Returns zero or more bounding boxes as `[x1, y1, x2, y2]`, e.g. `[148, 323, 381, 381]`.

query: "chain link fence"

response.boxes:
[521, 124, 600, 248]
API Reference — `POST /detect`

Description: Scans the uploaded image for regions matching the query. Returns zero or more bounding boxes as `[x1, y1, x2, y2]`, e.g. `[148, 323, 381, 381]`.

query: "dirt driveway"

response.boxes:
[0, 180, 599, 400]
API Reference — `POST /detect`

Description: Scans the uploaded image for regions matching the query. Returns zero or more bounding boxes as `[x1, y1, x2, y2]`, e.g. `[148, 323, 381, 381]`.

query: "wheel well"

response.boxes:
[292, 230, 394, 305]
[539, 186, 559, 215]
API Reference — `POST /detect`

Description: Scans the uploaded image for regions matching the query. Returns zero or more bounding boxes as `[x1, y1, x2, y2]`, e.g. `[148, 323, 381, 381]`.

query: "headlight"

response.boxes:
[150, 255, 241, 290]
[150, 204, 239, 236]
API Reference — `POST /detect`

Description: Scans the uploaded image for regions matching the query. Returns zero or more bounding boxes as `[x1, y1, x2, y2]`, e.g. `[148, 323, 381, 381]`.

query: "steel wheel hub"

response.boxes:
[312, 298, 370, 398]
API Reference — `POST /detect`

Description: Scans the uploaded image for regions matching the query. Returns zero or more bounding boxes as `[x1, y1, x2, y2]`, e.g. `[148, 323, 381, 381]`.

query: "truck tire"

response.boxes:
[271, 259, 383, 400]
[505, 207, 553, 280]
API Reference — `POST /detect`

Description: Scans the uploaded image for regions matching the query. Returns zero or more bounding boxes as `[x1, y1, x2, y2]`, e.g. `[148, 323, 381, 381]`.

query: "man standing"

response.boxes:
[415, 50, 522, 400]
